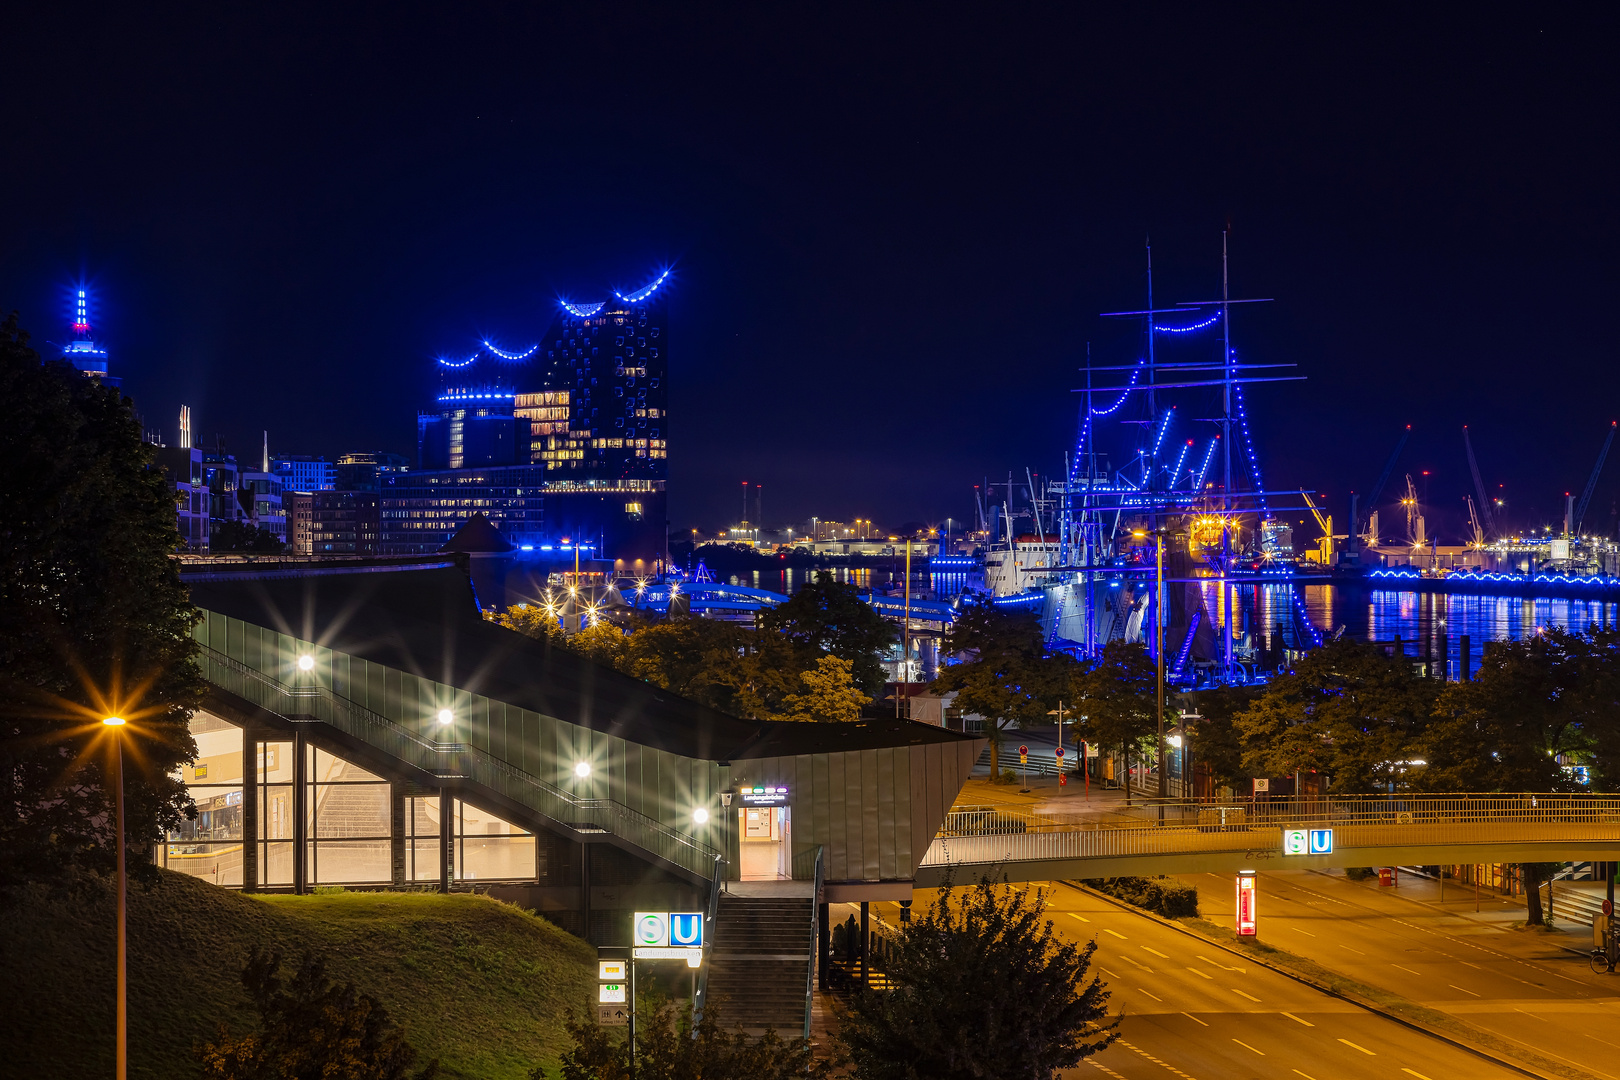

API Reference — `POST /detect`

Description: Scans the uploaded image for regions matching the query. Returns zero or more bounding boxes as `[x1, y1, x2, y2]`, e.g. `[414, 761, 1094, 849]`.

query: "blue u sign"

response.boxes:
[670, 912, 704, 947]
[1309, 828, 1334, 855]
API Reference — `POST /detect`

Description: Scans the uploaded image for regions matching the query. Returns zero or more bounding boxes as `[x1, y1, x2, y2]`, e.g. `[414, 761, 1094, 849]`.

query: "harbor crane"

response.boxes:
[1402, 474, 1427, 548]
[1360, 425, 1411, 546]
[1465, 495, 1487, 548]
[1463, 425, 1495, 538]
[1299, 489, 1347, 564]
[1573, 421, 1617, 536]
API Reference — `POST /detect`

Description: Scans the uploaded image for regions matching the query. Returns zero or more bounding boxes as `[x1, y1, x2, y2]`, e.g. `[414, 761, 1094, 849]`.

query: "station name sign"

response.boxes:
[1282, 828, 1333, 855]
[739, 785, 789, 806]
[633, 911, 705, 966]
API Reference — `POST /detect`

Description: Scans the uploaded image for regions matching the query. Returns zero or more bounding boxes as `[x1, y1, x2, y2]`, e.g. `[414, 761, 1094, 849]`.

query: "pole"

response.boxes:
[628, 958, 637, 1077]
[112, 733, 127, 1080]
[1156, 533, 1166, 800]
[860, 902, 870, 989]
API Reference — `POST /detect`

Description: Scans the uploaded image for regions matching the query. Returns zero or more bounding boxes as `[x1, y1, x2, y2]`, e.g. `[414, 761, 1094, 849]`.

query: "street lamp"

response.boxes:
[103, 715, 128, 1080]
[1132, 528, 1170, 800]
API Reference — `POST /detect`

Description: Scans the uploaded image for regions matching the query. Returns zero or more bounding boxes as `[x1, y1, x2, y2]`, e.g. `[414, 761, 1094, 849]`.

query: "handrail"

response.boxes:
[693, 852, 725, 1031]
[805, 845, 824, 1041]
[198, 644, 720, 879]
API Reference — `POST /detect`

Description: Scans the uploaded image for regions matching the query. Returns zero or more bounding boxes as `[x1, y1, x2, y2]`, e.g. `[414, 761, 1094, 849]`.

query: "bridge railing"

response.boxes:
[927, 795, 1620, 868]
[199, 645, 720, 879]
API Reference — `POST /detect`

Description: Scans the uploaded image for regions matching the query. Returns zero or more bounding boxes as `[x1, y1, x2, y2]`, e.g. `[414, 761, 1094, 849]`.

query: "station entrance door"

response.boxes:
[738, 805, 791, 880]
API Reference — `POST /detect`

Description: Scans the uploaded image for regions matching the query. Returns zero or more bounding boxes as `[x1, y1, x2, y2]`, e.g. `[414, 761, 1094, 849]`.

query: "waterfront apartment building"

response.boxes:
[272, 456, 336, 493]
[156, 445, 210, 552]
[308, 490, 381, 554]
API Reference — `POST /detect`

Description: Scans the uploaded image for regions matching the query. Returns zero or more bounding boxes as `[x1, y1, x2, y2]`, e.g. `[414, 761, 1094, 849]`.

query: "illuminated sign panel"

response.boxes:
[1282, 828, 1333, 855]
[1236, 873, 1257, 937]
[633, 912, 705, 965]
[598, 983, 626, 1003]
[739, 785, 789, 806]
[598, 960, 626, 981]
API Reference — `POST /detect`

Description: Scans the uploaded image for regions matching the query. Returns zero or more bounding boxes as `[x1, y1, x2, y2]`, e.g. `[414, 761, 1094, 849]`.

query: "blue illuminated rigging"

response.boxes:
[1090, 363, 1142, 416]
[1169, 440, 1193, 487]
[1232, 369, 1267, 510]
[1152, 311, 1221, 334]
[1194, 437, 1219, 491]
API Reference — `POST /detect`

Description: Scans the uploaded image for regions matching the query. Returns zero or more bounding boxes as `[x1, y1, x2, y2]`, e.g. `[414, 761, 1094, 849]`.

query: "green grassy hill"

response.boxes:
[1, 870, 595, 1079]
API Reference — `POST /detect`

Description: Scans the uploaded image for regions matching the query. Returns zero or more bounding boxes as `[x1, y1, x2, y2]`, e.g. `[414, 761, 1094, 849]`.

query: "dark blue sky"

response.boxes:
[4, 7, 1617, 537]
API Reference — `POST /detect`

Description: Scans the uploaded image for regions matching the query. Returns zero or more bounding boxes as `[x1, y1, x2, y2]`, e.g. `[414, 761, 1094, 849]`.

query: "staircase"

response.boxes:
[705, 895, 812, 1032]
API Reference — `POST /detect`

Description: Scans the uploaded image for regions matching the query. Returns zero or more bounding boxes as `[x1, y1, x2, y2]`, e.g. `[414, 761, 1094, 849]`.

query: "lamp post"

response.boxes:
[1132, 528, 1169, 800]
[103, 715, 128, 1080]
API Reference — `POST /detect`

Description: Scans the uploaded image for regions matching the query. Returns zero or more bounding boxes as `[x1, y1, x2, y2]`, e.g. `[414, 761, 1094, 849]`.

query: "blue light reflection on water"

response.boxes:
[1299, 585, 1620, 677]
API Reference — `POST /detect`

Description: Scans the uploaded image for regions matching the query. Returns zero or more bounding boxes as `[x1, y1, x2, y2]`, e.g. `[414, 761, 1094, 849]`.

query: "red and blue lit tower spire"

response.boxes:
[63, 285, 116, 386]
[73, 289, 90, 335]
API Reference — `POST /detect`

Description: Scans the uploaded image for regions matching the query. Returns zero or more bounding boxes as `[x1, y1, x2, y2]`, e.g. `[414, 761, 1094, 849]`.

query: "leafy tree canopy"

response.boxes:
[837, 876, 1117, 1080]
[758, 573, 894, 695]
[211, 519, 285, 553]
[933, 606, 1072, 775]
[1073, 642, 1157, 800]
[552, 1001, 829, 1080]
[1234, 638, 1439, 793]
[780, 654, 870, 722]
[0, 313, 201, 886]
[197, 950, 437, 1080]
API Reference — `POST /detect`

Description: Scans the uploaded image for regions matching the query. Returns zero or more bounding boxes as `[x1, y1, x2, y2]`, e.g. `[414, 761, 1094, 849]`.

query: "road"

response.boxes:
[1176, 868, 1620, 1080]
[856, 881, 1533, 1079]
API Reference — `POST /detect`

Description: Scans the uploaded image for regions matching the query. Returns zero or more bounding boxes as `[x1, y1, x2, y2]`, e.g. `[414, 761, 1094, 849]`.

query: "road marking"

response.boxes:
[1280, 1011, 1314, 1026]
[1121, 954, 1153, 972]
[1337, 1038, 1375, 1055]
[1337, 944, 1365, 955]
[1117, 1039, 1201, 1080]
[1289, 926, 1317, 937]
[1392, 963, 1422, 975]
[1137, 987, 1162, 1002]
[1142, 946, 1169, 958]
[1402, 1070, 1435, 1080]
[1102, 928, 1127, 939]
[1068, 912, 1091, 923]
[1181, 1011, 1208, 1026]
[1448, 984, 1481, 997]
[1231, 988, 1261, 1002]
[1087, 1061, 1128, 1079]
[1100, 967, 1120, 980]
[1514, 1007, 1546, 1021]
[1198, 954, 1243, 971]
[1185, 966, 1212, 979]
[1293, 1072, 1320, 1080]
[1231, 1038, 1265, 1056]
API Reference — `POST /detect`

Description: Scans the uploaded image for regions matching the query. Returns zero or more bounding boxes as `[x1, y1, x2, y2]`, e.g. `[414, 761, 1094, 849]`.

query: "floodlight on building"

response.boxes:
[575, 761, 592, 778]
[297, 655, 315, 672]
[692, 807, 710, 824]
[103, 716, 126, 726]
[437, 708, 454, 726]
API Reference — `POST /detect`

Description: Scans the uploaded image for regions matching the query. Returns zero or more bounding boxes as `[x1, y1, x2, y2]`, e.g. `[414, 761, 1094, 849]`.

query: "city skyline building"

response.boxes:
[62, 287, 118, 387]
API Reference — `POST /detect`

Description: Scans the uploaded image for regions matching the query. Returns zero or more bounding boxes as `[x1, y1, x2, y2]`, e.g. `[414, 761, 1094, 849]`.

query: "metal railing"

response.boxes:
[199, 645, 720, 879]
[693, 853, 725, 1030]
[805, 846, 824, 1040]
[925, 794, 1620, 869]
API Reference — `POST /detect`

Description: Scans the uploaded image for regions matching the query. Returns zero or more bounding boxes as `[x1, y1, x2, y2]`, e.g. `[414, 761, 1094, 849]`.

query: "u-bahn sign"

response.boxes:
[1282, 828, 1334, 855]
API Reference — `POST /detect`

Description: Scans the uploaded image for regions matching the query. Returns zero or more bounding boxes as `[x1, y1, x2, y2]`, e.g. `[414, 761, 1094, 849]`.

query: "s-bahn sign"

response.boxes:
[1282, 828, 1334, 855]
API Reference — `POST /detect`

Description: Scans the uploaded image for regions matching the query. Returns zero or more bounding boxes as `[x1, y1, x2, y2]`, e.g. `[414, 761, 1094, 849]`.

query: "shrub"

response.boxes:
[1344, 867, 1377, 881]
[1084, 876, 1200, 918]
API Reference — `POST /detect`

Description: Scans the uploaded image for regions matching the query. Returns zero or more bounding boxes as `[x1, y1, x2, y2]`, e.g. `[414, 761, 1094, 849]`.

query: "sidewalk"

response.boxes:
[1328, 865, 1610, 941]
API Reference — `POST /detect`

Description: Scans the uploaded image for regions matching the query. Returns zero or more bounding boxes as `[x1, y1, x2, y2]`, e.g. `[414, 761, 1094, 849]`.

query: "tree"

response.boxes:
[487, 601, 564, 644]
[780, 654, 870, 722]
[211, 518, 286, 553]
[551, 1001, 829, 1080]
[569, 620, 629, 668]
[620, 618, 804, 720]
[759, 573, 894, 695]
[836, 876, 1117, 1080]
[1074, 642, 1157, 803]
[0, 313, 202, 887]
[1183, 684, 1261, 796]
[197, 950, 437, 1079]
[1423, 629, 1600, 794]
[1233, 638, 1438, 794]
[932, 606, 1068, 777]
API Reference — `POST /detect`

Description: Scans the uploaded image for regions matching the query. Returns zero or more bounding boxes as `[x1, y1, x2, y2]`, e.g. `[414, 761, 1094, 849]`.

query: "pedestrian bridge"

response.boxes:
[913, 795, 1620, 885]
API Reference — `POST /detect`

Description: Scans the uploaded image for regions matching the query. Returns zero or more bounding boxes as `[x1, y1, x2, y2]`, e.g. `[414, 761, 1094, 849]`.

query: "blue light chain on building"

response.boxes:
[1193, 437, 1218, 490]
[437, 391, 516, 402]
[1233, 371, 1267, 510]
[1090, 363, 1143, 416]
[615, 269, 671, 304]
[1152, 311, 1221, 334]
[560, 300, 606, 318]
[1369, 568, 1620, 589]
[438, 354, 479, 368]
[482, 340, 540, 361]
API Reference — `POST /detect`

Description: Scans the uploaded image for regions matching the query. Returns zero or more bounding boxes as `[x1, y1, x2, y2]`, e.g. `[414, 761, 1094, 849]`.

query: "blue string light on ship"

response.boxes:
[1169, 440, 1193, 488]
[1290, 587, 1325, 647]
[482, 340, 540, 361]
[1152, 311, 1221, 334]
[615, 269, 671, 304]
[1232, 369, 1268, 510]
[1090, 362, 1143, 416]
[437, 354, 479, 368]
[560, 299, 606, 318]
[1151, 409, 1173, 458]
[1194, 437, 1219, 490]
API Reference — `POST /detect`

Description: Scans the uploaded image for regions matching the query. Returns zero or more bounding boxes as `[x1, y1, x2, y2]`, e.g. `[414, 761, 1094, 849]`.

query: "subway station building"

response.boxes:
[166, 558, 981, 966]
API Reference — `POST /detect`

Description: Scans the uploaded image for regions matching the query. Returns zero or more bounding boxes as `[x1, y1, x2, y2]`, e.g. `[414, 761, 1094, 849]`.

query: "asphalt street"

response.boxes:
[1178, 868, 1620, 1080]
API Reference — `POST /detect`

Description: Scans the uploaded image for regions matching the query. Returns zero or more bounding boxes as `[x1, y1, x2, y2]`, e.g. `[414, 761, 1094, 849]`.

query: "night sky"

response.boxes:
[4, 8, 1617, 539]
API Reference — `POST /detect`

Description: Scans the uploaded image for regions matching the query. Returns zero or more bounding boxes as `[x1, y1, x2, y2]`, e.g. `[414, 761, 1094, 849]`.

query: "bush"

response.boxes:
[995, 768, 1019, 785]
[1344, 867, 1377, 881]
[1084, 876, 1200, 918]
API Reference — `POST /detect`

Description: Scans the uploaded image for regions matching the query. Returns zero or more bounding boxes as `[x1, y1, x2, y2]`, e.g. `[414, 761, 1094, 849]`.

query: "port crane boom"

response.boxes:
[1574, 422, 1617, 535]
[1463, 425, 1495, 537]
[1362, 425, 1411, 539]
[1300, 489, 1346, 563]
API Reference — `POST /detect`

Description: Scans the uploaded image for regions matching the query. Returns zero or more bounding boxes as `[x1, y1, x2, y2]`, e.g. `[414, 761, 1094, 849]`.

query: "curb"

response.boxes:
[1060, 879, 1573, 1080]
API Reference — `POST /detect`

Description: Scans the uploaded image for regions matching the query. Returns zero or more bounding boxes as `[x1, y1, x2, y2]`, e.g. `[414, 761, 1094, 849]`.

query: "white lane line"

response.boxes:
[1137, 987, 1162, 1002]
[1293, 1071, 1320, 1080]
[1231, 988, 1262, 1002]
[1515, 1007, 1547, 1021]
[1087, 1060, 1127, 1078]
[1185, 966, 1212, 979]
[1392, 964, 1422, 976]
[1142, 946, 1169, 958]
[1280, 1011, 1314, 1027]
[1068, 912, 1092, 923]
[1337, 944, 1365, 955]
[1181, 1011, 1208, 1026]
[1337, 1038, 1376, 1055]
[1402, 1070, 1435, 1080]
[1100, 967, 1120, 980]
[1290, 926, 1317, 937]
[1448, 984, 1481, 997]
[1117, 1039, 1200, 1080]
[1232, 1038, 1265, 1056]
[1121, 954, 1153, 972]
[1198, 954, 1243, 971]
[1102, 927, 1127, 939]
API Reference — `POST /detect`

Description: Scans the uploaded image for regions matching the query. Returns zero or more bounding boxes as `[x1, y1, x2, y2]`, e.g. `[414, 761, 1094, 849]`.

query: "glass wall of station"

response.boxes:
[158, 710, 537, 888]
